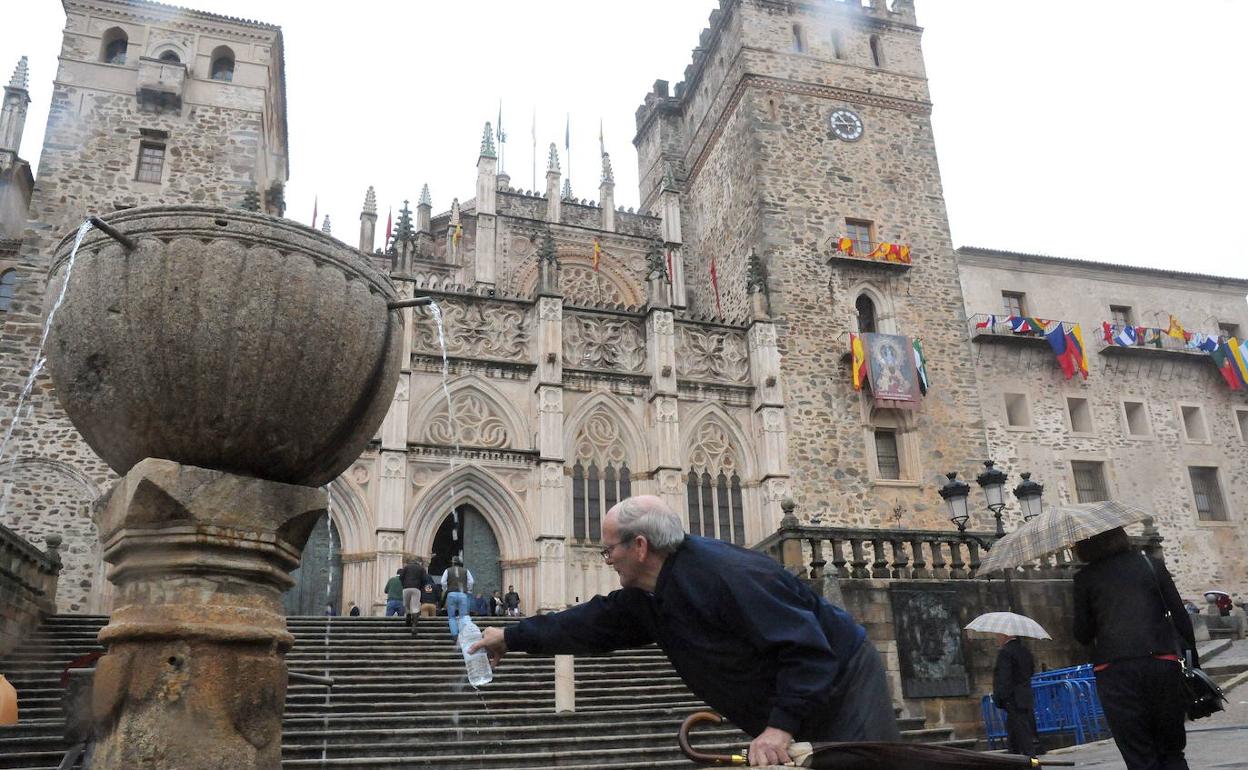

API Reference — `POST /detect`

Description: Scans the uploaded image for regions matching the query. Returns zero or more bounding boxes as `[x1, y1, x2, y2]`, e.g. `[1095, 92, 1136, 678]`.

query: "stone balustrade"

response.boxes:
[0, 522, 61, 656]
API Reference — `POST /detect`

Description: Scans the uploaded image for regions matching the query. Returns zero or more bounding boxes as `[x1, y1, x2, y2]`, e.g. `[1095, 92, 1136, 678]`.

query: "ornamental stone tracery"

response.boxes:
[676, 326, 749, 383]
[688, 420, 740, 473]
[573, 411, 629, 466]
[424, 391, 510, 449]
[561, 264, 630, 306]
[562, 314, 645, 371]
[412, 299, 529, 361]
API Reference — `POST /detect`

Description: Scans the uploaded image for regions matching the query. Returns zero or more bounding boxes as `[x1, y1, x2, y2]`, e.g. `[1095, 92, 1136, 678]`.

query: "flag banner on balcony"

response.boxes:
[864, 333, 921, 409]
[1231, 337, 1248, 387]
[1209, 339, 1246, 390]
[1044, 323, 1088, 380]
[1007, 315, 1049, 334]
[913, 337, 930, 396]
[850, 332, 868, 390]
[975, 314, 998, 330]
[835, 237, 856, 256]
[1166, 315, 1192, 342]
[866, 242, 912, 263]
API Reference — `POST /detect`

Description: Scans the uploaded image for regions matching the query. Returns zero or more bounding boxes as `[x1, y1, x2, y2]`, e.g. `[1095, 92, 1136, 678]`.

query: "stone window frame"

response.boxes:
[100, 27, 129, 66]
[1001, 290, 1026, 317]
[210, 45, 236, 82]
[847, 281, 896, 336]
[1119, 398, 1153, 440]
[1176, 401, 1210, 445]
[845, 218, 874, 257]
[791, 24, 807, 54]
[1069, 459, 1112, 504]
[864, 407, 920, 487]
[1109, 305, 1134, 329]
[0, 269, 18, 313]
[1064, 396, 1095, 435]
[1002, 392, 1033, 431]
[1234, 406, 1248, 444]
[1187, 465, 1233, 525]
[135, 141, 166, 185]
[869, 34, 886, 68]
[1217, 321, 1240, 340]
[830, 29, 847, 60]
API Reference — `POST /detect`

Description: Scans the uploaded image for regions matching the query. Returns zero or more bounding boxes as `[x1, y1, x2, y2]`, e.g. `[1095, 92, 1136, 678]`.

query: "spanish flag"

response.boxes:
[592, 238, 602, 271]
[850, 333, 868, 391]
[836, 237, 854, 256]
[1165, 315, 1191, 342]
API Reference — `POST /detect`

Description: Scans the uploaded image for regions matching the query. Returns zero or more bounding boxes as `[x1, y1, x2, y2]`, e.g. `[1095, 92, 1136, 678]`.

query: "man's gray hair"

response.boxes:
[614, 496, 686, 554]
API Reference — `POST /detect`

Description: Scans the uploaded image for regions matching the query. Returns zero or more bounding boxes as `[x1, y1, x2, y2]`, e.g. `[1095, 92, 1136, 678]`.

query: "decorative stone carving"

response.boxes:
[689, 420, 740, 472]
[676, 326, 749, 382]
[425, 391, 510, 448]
[539, 387, 563, 414]
[748, 323, 777, 348]
[659, 469, 683, 493]
[349, 465, 370, 485]
[393, 376, 409, 402]
[383, 454, 404, 476]
[652, 313, 674, 335]
[656, 397, 679, 423]
[377, 532, 403, 552]
[574, 411, 629, 464]
[540, 463, 564, 487]
[561, 264, 630, 306]
[538, 297, 562, 322]
[766, 477, 790, 502]
[412, 299, 530, 361]
[762, 408, 784, 432]
[563, 314, 645, 371]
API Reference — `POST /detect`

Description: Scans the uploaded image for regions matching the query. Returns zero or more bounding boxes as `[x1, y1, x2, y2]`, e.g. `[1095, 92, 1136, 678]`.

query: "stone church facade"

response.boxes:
[0, 0, 1244, 617]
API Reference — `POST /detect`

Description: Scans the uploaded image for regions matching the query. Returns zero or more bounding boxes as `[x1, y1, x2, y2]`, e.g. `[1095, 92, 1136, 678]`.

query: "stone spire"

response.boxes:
[359, 186, 378, 253]
[390, 199, 419, 269]
[599, 152, 616, 232]
[480, 121, 497, 158]
[536, 228, 560, 296]
[547, 143, 560, 173]
[416, 185, 432, 233]
[362, 186, 377, 215]
[545, 144, 562, 223]
[320, 215, 332, 235]
[9, 56, 28, 90]
[561, 178, 573, 201]
[600, 152, 614, 185]
[418, 183, 432, 207]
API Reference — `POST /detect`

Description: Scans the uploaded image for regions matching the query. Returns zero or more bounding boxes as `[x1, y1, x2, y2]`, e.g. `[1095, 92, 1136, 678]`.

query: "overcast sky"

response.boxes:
[3, 1, 1246, 279]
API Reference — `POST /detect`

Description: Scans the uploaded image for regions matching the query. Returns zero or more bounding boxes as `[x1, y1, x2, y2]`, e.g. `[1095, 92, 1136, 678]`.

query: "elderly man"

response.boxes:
[470, 495, 898, 766]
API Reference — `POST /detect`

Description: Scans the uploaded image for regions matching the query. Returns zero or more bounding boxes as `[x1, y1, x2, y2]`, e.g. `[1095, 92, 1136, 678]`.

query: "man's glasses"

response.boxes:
[599, 539, 632, 562]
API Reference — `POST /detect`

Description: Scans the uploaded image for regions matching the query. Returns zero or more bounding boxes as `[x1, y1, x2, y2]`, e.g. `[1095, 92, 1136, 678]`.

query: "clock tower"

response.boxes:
[634, 0, 988, 526]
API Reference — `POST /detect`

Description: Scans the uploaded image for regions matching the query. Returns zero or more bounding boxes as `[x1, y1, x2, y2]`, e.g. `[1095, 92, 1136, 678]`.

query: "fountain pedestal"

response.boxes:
[89, 458, 326, 770]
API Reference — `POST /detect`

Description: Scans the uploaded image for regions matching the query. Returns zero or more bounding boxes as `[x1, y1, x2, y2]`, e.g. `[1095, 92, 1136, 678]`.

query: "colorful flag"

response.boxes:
[384, 207, 392, 247]
[592, 238, 602, 271]
[835, 237, 855, 256]
[975, 314, 998, 330]
[850, 333, 867, 391]
[1198, 334, 1218, 353]
[1115, 325, 1137, 347]
[1230, 337, 1248, 387]
[311, 196, 318, 229]
[867, 242, 888, 260]
[1008, 316, 1033, 333]
[912, 337, 929, 395]
[666, 249, 673, 283]
[1102, 321, 1114, 344]
[710, 255, 722, 316]
[897, 244, 911, 263]
[1067, 324, 1088, 379]
[1144, 327, 1163, 348]
[1165, 315, 1191, 342]
[453, 223, 462, 246]
[1045, 324, 1077, 380]
[1210, 340, 1244, 390]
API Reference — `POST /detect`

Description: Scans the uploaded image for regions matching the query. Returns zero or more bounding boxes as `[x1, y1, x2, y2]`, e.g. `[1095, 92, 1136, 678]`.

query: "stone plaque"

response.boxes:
[889, 585, 969, 698]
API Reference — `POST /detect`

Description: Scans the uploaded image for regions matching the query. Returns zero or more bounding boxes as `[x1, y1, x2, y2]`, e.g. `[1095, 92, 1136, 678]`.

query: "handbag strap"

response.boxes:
[1140, 553, 1193, 668]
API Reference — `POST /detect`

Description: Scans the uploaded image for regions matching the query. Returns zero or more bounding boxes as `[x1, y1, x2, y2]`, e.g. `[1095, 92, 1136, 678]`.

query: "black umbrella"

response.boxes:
[679, 712, 1074, 769]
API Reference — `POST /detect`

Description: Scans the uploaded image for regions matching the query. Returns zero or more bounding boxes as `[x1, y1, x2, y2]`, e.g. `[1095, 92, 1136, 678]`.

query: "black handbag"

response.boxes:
[1141, 555, 1227, 721]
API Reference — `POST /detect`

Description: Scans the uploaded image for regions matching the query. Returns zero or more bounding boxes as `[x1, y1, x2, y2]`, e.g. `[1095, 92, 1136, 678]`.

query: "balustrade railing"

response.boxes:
[0, 523, 62, 655]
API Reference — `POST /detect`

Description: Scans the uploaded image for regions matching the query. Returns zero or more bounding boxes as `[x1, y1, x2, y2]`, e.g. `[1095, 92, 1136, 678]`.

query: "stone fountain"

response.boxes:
[44, 206, 410, 768]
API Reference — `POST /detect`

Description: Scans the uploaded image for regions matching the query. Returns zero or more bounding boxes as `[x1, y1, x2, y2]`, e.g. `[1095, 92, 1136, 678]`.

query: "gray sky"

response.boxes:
[3, 1, 1246, 278]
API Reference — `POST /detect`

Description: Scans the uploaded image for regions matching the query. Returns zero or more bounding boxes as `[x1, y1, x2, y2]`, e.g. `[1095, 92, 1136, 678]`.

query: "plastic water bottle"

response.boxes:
[458, 618, 493, 687]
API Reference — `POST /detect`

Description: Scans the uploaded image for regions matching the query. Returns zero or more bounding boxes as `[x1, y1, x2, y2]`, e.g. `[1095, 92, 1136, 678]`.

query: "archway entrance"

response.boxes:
[283, 513, 343, 615]
[429, 504, 502, 601]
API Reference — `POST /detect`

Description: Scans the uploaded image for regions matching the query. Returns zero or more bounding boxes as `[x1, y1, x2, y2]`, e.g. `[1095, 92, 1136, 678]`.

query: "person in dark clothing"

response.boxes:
[347, 602, 361, 617]
[470, 495, 898, 767]
[992, 634, 1039, 756]
[383, 569, 404, 617]
[399, 558, 429, 634]
[503, 585, 521, 617]
[1073, 527, 1196, 770]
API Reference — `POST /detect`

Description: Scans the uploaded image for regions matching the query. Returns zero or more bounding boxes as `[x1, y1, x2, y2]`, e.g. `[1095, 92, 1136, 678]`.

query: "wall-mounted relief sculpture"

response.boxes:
[424, 390, 512, 449]
[563, 314, 645, 371]
[676, 325, 749, 382]
[412, 298, 530, 361]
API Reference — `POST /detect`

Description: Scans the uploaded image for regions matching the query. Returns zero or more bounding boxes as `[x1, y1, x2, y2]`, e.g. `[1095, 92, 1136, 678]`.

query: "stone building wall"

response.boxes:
[0, 0, 287, 612]
[959, 248, 1248, 596]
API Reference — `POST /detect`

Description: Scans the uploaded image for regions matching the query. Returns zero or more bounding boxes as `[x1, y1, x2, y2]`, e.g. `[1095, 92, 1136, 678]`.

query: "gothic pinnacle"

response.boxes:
[362, 186, 377, 215]
[562, 178, 573, 201]
[418, 184, 432, 207]
[321, 215, 332, 235]
[601, 152, 614, 185]
[481, 121, 497, 158]
[8, 56, 28, 90]
[547, 143, 560, 173]
[662, 162, 677, 192]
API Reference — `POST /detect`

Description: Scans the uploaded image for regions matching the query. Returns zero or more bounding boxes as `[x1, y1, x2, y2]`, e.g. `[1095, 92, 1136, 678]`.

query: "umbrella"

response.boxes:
[678, 712, 1073, 768]
[977, 500, 1150, 574]
[965, 612, 1051, 640]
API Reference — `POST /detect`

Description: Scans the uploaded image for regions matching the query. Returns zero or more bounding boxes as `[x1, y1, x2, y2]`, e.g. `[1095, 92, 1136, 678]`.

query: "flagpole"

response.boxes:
[531, 108, 537, 192]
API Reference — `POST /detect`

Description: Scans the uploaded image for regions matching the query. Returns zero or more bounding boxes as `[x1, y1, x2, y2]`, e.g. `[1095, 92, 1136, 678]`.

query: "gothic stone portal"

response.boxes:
[430, 505, 502, 601]
[282, 514, 343, 615]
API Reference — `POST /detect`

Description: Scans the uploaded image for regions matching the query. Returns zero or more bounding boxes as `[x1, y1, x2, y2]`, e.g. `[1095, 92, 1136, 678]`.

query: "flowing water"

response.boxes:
[0, 219, 93, 501]
[319, 486, 335, 766]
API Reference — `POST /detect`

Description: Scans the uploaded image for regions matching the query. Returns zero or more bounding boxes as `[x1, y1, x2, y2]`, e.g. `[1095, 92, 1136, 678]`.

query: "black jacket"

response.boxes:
[504, 536, 867, 738]
[992, 638, 1035, 710]
[1073, 551, 1197, 666]
[399, 563, 428, 590]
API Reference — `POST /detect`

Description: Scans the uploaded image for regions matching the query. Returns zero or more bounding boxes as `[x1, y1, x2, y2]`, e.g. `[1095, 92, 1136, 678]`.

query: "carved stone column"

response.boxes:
[748, 316, 790, 533]
[90, 459, 325, 770]
[535, 294, 567, 611]
[646, 300, 683, 515]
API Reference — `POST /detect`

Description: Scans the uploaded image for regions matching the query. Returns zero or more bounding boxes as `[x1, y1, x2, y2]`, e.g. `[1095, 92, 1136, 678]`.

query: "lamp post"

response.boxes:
[976, 460, 1009, 538]
[1014, 472, 1044, 521]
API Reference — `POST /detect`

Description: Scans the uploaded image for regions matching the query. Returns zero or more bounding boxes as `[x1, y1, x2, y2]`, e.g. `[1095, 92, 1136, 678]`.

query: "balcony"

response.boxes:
[968, 314, 1073, 346]
[136, 56, 187, 110]
[1098, 323, 1219, 361]
[827, 237, 912, 271]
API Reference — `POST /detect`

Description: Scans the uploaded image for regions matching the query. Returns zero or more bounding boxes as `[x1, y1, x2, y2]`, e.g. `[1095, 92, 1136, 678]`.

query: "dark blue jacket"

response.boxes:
[504, 536, 866, 737]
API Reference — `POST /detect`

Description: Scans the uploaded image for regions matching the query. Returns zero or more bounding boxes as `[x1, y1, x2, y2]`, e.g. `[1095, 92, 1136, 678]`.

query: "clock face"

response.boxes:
[830, 109, 864, 141]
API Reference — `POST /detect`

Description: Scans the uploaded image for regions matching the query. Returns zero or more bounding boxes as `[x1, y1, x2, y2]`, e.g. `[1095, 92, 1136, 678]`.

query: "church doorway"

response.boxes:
[283, 513, 343, 616]
[428, 504, 502, 601]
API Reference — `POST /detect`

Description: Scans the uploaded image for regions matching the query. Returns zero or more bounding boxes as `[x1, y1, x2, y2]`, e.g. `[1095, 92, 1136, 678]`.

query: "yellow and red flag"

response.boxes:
[452, 223, 463, 246]
[1165, 314, 1190, 341]
[592, 238, 602, 271]
[868, 242, 889, 260]
[850, 333, 868, 391]
[836, 237, 855, 256]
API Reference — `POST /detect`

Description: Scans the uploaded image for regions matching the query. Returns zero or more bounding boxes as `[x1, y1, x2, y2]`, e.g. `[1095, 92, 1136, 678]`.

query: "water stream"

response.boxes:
[319, 486, 335, 767]
[0, 219, 93, 503]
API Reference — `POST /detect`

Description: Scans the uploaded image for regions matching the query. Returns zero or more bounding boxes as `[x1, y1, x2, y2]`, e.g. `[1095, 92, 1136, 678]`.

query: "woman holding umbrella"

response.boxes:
[1073, 526, 1196, 770]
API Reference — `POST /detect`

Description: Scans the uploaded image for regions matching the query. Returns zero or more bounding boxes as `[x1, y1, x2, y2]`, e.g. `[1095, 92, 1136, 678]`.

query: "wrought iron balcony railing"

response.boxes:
[967, 313, 1076, 345]
[1098, 323, 1221, 357]
[827, 237, 913, 270]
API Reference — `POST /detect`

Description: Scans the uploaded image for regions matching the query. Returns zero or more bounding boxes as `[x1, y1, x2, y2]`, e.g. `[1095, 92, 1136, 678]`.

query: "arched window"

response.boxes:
[0, 269, 18, 312]
[869, 35, 885, 68]
[101, 28, 128, 65]
[791, 24, 806, 53]
[210, 46, 235, 82]
[157, 50, 181, 63]
[856, 294, 877, 334]
[685, 420, 746, 545]
[570, 411, 633, 542]
[831, 31, 846, 60]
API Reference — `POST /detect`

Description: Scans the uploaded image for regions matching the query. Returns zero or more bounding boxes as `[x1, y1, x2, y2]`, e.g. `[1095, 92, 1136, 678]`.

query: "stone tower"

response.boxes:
[634, 0, 988, 526]
[0, 0, 289, 613]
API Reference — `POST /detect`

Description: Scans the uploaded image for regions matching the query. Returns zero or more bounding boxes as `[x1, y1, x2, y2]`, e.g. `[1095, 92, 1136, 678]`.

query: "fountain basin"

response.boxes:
[45, 206, 401, 488]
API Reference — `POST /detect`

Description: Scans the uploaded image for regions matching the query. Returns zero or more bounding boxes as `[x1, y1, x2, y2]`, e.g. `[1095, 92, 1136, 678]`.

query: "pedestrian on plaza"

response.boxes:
[419, 582, 438, 618]
[490, 590, 505, 617]
[400, 558, 429, 634]
[992, 633, 1040, 757]
[440, 555, 474, 642]
[383, 568, 405, 617]
[504, 585, 521, 617]
[347, 602, 361, 617]
[472, 592, 489, 616]
[469, 495, 898, 767]
[1073, 527, 1196, 770]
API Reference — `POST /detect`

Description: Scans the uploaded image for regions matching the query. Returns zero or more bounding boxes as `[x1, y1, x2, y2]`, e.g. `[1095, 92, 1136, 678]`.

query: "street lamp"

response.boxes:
[976, 460, 1009, 538]
[1014, 472, 1045, 521]
[938, 472, 971, 531]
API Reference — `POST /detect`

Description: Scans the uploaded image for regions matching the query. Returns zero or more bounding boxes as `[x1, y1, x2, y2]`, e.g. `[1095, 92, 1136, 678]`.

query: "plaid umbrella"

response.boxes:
[977, 500, 1150, 574]
[678, 712, 1074, 768]
[965, 611, 1051, 640]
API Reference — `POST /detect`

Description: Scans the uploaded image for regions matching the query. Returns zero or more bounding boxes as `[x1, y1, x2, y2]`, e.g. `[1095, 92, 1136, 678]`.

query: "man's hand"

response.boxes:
[748, 726, 793, 767]
[468, 626, 508, 668]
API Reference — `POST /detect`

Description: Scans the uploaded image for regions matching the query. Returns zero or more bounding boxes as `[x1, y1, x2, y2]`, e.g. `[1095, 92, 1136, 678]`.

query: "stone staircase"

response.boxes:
[0, 615, 964, 769]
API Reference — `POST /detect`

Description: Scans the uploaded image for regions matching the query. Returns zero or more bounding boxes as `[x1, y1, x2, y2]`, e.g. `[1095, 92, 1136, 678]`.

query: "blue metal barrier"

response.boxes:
[982, 674, 1111, 749]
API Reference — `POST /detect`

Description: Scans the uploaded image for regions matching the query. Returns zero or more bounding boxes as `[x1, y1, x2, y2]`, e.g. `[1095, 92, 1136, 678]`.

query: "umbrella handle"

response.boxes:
[678, 711, 747, 766]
